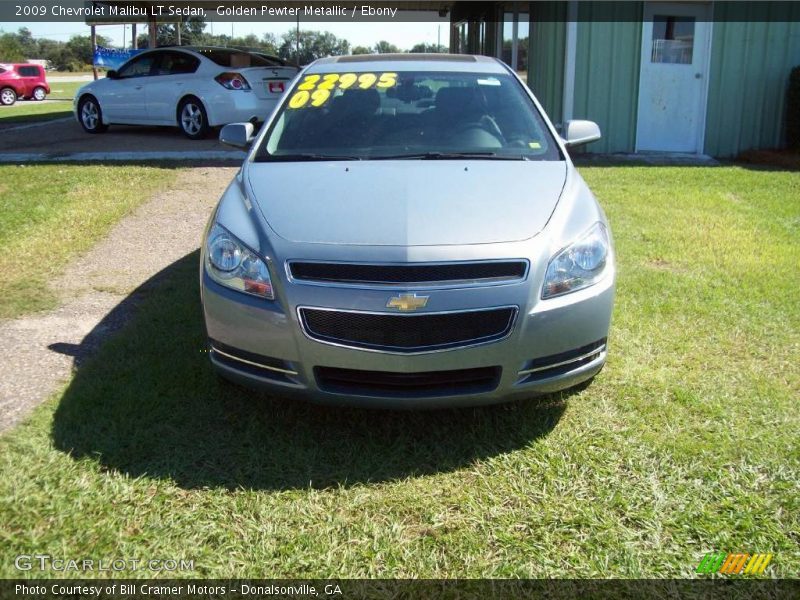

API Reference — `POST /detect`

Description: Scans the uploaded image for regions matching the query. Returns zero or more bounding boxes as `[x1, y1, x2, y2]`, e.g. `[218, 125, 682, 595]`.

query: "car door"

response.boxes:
[145, 51, 201, 124]
[102, 52, 158, 123]
[15, 65, 40, 97]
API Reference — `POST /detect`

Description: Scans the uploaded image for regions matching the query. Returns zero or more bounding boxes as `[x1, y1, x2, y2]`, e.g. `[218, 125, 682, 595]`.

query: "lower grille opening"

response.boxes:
[209, 339, 297, 383]
[315, 366, 501, 398]
[300, 307, 516, 352]
[518, 338, 607, 383]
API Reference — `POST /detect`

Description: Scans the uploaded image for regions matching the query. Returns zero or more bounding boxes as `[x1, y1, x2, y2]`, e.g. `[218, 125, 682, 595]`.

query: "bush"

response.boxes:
[788, 66, 800, 150]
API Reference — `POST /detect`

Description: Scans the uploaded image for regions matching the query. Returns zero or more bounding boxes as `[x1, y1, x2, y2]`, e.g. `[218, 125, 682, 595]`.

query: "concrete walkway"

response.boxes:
[0, 167, 236, 434]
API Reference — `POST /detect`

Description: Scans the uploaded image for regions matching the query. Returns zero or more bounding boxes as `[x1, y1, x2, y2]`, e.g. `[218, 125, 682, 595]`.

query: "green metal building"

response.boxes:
[451, 1, 800, 157]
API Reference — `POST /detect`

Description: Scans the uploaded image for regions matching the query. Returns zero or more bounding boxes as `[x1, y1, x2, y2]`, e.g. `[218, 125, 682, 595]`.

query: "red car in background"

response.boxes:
[0, 63, 50, 106]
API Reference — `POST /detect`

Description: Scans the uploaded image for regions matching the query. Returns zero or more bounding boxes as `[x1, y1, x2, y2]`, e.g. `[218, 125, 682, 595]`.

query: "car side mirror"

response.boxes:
[219, 122, 255, 149]
[562, 119, 602, 147]
[106, 70, 119, 80]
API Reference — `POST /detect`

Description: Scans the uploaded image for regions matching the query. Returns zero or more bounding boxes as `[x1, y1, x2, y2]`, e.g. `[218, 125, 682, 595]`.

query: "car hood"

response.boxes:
[247, 160, 567, 246]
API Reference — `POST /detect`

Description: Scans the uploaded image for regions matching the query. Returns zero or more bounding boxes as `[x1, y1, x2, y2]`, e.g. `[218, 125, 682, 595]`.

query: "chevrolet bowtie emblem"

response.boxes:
[387, 293, 429, 311]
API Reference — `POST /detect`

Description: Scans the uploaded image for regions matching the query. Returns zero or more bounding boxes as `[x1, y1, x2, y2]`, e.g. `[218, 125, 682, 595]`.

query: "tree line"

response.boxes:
[0, 23, 448, 71]
[0, 27, 105, 71]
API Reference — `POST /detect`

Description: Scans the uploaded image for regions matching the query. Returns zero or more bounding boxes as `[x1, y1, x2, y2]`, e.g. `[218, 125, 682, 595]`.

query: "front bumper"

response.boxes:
[201, 266, 614, 409]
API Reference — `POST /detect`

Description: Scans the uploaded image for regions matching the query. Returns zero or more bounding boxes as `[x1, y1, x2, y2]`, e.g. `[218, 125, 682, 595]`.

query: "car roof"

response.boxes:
[307, 53, 508, 74]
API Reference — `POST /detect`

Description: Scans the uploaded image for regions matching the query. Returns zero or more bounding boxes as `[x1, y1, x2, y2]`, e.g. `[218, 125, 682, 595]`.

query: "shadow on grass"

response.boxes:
[51, 251, 568, 491]
[575, 151, 800, 172]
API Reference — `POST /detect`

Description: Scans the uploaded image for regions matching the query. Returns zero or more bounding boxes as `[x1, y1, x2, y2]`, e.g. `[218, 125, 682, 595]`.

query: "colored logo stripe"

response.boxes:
[720, 554, 749, 574]
[744, 553, 773, 574]
[697, 552, 773, 575]
[696, 552, 726, 574]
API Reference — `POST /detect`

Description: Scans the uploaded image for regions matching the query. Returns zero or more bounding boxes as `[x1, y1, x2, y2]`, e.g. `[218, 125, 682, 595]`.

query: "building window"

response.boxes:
[651, 16, 695, 64]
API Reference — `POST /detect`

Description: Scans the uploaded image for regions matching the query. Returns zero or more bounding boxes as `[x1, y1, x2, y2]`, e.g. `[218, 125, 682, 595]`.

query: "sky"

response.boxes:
[0, 19, 451, 51]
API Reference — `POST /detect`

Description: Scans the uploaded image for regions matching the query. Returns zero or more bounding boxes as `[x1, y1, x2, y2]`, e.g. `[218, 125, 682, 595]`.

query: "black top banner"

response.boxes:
[2, 1, 800, 23]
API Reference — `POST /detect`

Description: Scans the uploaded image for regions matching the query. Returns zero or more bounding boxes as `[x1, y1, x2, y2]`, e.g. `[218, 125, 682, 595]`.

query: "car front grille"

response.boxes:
[288, 261, 527, 286]
[315, 366, 501, 397]
[299, 307, 517, 352]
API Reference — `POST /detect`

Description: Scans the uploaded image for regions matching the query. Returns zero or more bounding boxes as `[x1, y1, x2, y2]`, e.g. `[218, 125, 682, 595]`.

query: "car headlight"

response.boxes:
[542, 222, 610, 299]
[205, 223, 274, 299]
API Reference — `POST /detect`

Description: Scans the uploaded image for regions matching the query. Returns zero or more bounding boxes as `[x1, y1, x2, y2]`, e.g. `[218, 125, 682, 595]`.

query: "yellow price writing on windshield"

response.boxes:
[287, 89, 331, 109]
[338, 73, 358, 89]
[296, 74, 320, 91]
[288, 90, 310, 108]
[287, 72, 398, 109]
[318, 74, 339, 90]
[376, 73, 398, 88]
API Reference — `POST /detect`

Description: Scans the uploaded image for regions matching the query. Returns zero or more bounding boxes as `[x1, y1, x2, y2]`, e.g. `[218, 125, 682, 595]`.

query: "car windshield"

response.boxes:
[256, 70, 561, 161]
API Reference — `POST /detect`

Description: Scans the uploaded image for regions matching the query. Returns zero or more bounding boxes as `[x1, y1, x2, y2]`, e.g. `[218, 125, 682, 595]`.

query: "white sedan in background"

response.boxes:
[74, 47, 298, 139]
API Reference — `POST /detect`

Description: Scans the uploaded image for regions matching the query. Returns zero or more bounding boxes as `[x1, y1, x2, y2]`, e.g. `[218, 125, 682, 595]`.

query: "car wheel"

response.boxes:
[32, 87, 47, 101]
[178, 97, 210, 140]
[0, 87, 17, 106]
[78, 96, 108, 134]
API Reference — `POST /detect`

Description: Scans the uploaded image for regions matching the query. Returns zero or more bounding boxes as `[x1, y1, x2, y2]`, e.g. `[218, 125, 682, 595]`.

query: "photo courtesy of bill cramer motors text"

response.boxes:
[14, 583, 343, 597]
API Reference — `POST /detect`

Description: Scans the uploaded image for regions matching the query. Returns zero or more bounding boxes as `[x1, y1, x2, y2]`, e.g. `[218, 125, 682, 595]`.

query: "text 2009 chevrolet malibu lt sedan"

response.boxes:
[200, 54, 615, 408]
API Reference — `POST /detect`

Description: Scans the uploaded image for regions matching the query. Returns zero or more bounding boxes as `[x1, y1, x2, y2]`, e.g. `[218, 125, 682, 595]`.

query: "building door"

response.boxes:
[636, 2, 712, 152]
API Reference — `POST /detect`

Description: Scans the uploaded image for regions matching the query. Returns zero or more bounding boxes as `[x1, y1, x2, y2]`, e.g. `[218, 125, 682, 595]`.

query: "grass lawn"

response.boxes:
[50, 71, 97, 78]
[0, 165, 797, 578]
[0, 165, 179, 318]
[0, 82, 83, 124]
[42, 81, 83, 101]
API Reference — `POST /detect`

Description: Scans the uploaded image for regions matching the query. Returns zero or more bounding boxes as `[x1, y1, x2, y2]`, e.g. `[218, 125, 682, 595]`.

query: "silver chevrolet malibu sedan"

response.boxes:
[200, 54, 615, 408]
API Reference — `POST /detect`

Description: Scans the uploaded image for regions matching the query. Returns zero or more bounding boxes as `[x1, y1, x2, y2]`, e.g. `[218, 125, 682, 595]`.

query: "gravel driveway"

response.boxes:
[0, 166, 236, 434]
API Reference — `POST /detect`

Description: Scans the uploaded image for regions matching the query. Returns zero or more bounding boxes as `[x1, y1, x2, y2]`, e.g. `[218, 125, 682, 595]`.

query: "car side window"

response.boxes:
[117, 54, 156, 79]
[153, 52, 200, 76]
[18, 66, 40, 77]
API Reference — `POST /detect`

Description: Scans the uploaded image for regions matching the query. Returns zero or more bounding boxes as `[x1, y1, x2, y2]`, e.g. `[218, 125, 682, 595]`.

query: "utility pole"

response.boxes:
[511, 1, 519, 71]
[90, 24, 97, 80]
[148, 16, 157, 48]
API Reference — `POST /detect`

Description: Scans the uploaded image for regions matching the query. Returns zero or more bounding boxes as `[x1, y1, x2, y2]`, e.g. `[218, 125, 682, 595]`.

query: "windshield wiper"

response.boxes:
[256, 151, 529, 162]
[370, 151, 528, 161]
[256, 153, 363, 162]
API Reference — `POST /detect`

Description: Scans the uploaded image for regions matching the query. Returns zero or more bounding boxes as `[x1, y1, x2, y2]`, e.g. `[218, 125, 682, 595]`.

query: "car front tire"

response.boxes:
[178, 97, 210, 140]
[32, 87, 47, 101]
[78, 95, 108, 134]
[0, 87, 17, 106]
